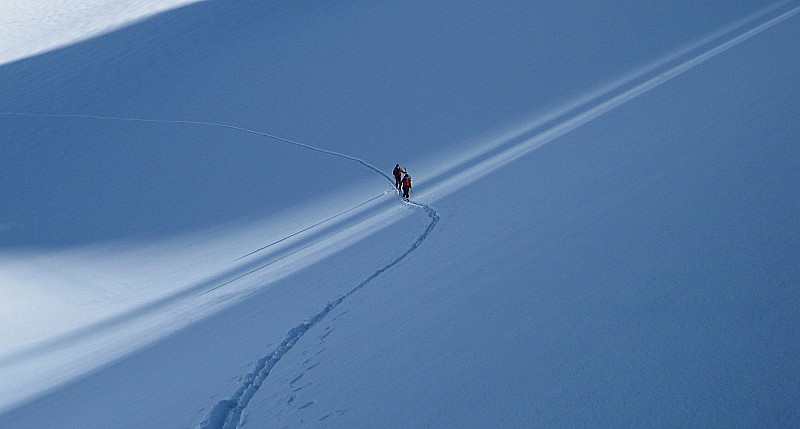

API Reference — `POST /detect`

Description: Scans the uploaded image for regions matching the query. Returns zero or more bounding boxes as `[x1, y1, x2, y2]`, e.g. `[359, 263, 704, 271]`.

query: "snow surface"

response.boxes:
[2, 1, 800, 428]
[0, 0, 202, 66]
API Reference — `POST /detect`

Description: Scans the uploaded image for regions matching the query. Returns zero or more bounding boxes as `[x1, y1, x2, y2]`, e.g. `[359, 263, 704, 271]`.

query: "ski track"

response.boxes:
[0, 112, 393, 183]
[1, 3, 798, 427]
[201, 202, 438, 429]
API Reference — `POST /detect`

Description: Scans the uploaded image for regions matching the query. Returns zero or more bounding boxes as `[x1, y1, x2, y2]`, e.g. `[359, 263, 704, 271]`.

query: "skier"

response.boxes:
[392, 164, 406, 190]
[401, 172, 412, 201]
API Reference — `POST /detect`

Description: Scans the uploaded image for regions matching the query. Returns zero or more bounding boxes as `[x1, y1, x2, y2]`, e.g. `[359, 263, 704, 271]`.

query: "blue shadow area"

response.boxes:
[1, 0, 778, 250]
[0, 2, 377, 250]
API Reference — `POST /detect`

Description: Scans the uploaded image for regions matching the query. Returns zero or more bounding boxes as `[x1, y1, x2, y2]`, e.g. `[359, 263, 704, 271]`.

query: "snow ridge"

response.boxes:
[415, 1, 800, 205]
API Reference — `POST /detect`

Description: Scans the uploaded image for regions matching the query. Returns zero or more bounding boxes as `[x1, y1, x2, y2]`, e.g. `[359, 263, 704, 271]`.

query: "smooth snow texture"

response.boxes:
[0, 0, 202, 65]
[1, 1, 799, 428]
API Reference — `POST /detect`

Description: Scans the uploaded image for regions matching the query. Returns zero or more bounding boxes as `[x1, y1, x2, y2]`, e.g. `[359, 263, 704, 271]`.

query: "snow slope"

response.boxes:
[2, 1, 800, 428]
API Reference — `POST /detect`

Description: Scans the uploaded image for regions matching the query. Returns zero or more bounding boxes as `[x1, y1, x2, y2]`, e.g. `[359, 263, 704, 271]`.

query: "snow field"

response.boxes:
[2, 1, 800, 427]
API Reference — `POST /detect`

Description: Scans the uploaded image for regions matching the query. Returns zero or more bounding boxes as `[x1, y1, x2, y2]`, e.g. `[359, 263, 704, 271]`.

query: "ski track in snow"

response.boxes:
[200, 202, 439, 429]
[0, 113, 393, 184]
[1, 3, 798, 427]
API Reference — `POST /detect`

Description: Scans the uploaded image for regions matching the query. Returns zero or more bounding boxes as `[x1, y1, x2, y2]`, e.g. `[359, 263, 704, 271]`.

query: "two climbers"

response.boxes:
[393, 164, 412, 201]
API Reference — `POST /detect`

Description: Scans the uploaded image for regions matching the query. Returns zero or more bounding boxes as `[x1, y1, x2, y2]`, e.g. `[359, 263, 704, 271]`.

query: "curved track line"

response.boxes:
[0, 112, 394, 183]
[201, 204, 438, 429]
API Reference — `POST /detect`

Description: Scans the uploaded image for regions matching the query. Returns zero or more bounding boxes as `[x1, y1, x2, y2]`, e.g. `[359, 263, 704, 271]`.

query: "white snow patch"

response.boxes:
[0, 0, 202, 65]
